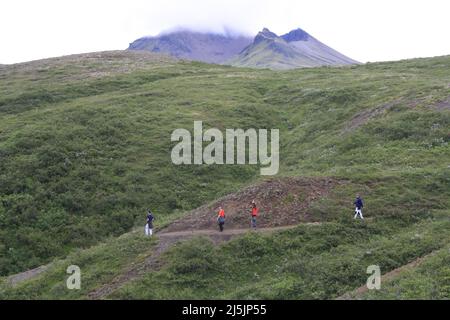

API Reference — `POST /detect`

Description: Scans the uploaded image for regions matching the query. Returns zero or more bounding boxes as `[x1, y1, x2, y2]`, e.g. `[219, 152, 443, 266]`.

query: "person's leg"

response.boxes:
[149, 228, 153, 236]
[356, 209, 363, 219]
[145, 224, 149, 236]
[354, 208, 358, 219]
[359, 209, 364, 219]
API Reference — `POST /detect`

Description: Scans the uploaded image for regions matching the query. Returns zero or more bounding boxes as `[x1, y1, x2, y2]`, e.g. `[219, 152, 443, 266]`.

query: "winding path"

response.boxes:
[87, 225, 308, 299]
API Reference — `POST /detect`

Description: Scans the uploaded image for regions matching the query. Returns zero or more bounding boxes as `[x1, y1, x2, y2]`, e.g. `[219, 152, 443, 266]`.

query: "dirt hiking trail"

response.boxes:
[88, 224, 317, 299]
[6, 265, 50, 287]
[7, 177, 338, 297]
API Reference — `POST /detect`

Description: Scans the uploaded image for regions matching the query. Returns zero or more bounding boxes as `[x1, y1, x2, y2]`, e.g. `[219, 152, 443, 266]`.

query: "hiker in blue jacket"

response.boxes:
[354, 195, 364, 219]
[145, 209, 155, 236]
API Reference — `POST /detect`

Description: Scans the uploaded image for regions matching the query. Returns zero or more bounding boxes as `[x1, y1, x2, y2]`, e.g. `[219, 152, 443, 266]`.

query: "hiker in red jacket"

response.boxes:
[250, 200, 258, 229]
[217, 206, 225, 232]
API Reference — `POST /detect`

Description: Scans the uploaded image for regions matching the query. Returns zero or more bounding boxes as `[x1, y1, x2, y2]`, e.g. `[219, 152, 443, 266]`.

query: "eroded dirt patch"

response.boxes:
[165, 177, 342, 232]
[6, 265, 49, 287]
[432, 97, 450, 111]
[342, 100, 401, 133]
[343, 94, 450, 134]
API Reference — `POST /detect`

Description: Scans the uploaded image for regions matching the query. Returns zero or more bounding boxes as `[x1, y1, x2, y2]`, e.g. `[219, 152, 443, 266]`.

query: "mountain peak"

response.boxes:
[128, 26, 359, 69]
[231, 26, 359, 69]
[128, 30, 252, 64]
[254, 28, 279, 44]
[259, 28, 277, 37]
[281, 28, 310, 42]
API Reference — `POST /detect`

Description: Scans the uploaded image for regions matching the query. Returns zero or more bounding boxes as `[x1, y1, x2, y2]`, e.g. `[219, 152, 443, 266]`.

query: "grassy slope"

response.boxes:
[113, 214, 450, 299]
[0, 52, 449, 299]
[1, 211, 448, 299]
[360, 243, 450, 299]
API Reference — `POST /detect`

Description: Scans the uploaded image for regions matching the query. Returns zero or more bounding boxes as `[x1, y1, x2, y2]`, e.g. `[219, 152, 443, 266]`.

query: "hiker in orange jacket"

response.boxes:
[217, 206, 225, 232]
[250, 200, 258, 229]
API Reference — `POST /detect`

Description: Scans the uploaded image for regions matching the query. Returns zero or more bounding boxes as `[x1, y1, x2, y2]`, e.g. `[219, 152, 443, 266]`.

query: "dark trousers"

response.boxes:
[218, 218, 225, 232]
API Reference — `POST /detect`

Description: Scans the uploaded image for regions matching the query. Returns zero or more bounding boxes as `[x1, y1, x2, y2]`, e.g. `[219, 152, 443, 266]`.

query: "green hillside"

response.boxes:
[0, 51, 449, 299]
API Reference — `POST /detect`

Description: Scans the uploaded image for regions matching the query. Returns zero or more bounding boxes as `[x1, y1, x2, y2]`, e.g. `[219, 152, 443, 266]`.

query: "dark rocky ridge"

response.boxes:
[128, 31, 252, 64]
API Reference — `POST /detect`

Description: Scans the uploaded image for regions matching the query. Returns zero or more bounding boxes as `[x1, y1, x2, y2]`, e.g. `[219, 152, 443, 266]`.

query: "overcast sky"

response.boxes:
[1, 0, 449, 64]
